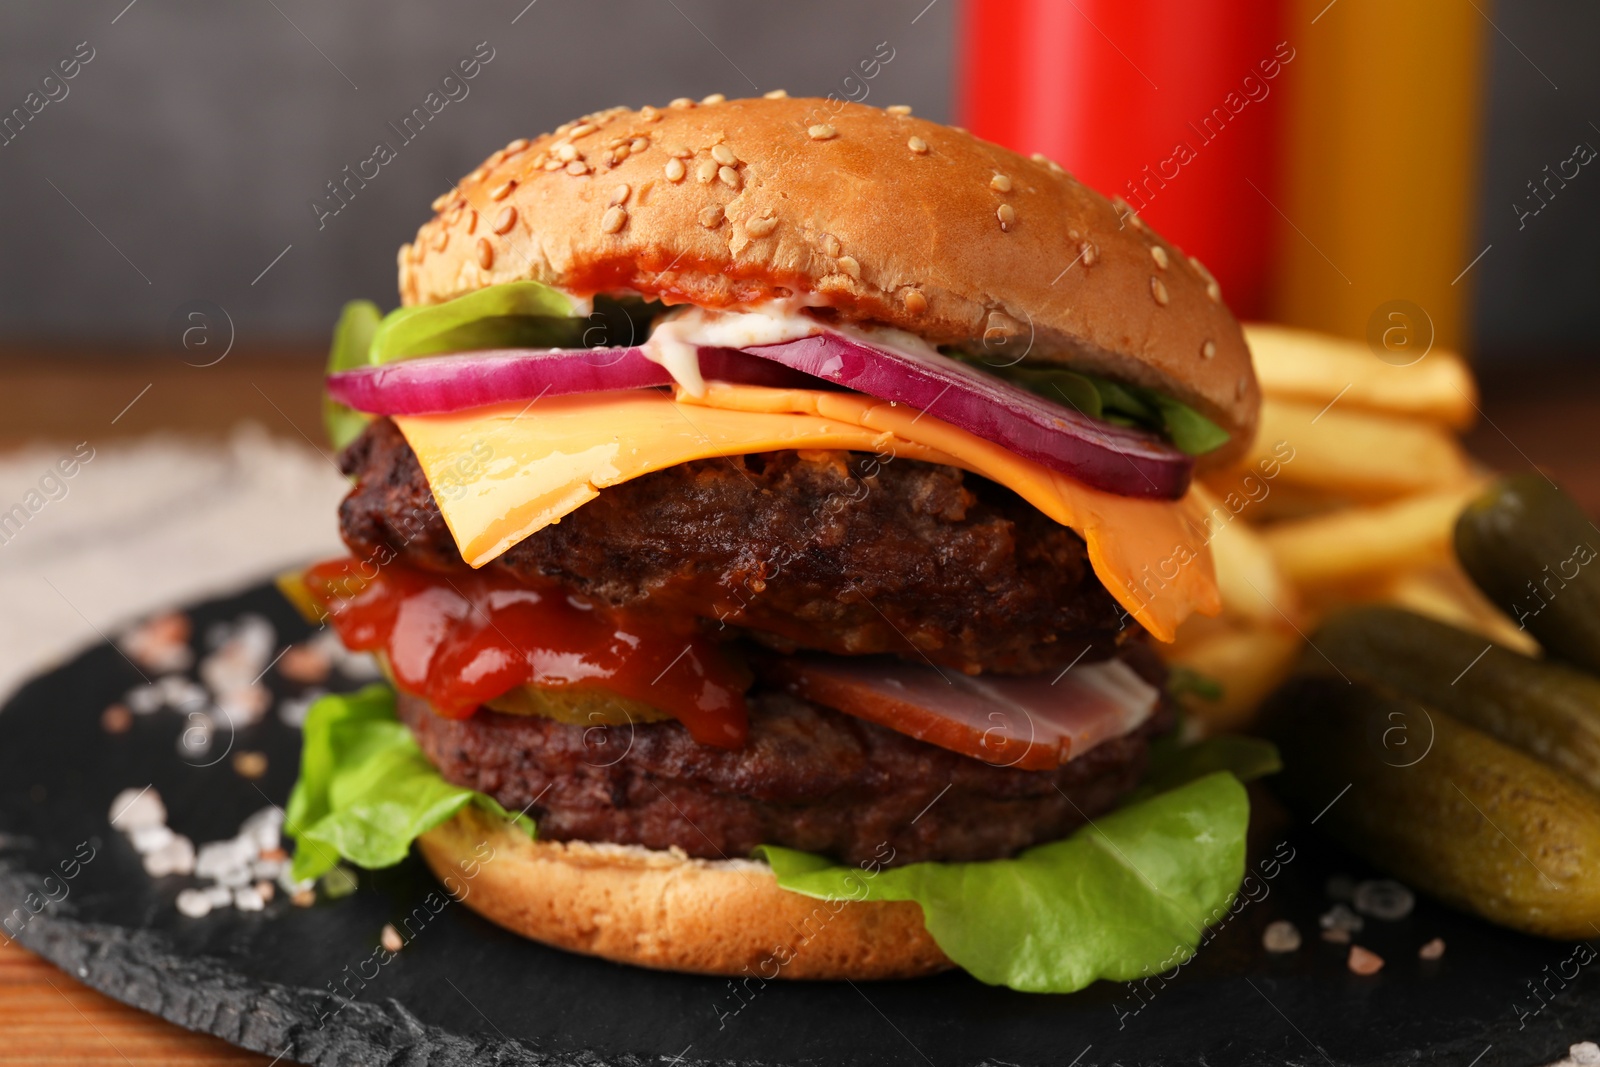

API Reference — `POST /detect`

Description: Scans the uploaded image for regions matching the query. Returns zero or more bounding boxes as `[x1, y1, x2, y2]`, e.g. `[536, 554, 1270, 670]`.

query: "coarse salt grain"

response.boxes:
[176, 889, 212, 918]
[109, 787, 165, 831]
[1353, 879, 1415, 921]
[1262, 920, 1301, 953]
[1418, 937, 1446, 961]
[1347, 945, 1384, 976]
[234, 886, 265, 912]
[381, 924, 404, 952]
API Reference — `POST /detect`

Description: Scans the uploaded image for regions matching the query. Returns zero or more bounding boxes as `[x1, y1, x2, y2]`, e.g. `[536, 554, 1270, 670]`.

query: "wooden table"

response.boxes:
[0, 349, 1595, 1066]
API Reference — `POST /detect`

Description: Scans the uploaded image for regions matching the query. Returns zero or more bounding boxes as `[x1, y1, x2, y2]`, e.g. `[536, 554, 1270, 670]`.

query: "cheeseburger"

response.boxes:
[284, 94, 1265, 991]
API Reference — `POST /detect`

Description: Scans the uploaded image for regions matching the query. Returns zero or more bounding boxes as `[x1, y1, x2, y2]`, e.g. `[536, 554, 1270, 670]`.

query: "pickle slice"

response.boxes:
[483, 685, 673, 725]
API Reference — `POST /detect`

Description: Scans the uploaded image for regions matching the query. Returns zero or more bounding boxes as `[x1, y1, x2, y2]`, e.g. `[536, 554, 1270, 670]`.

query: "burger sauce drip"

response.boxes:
[303, 559, 749, 747]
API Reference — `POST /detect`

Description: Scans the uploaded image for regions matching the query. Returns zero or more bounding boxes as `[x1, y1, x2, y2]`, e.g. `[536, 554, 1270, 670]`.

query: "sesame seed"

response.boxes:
[601, 206, 628, 234]
[904, 288, 928, 313]
[764, 89, 789, 99]
[555, 143, 578, 162]
[493, 206, 517, 235]
[381, 924, 404, 953]
[745, 213, 779, 238]
[698, 204, 725, 229]
[609, 184, 631, 206]
[1150, 276, 1169, 305]
[431, 193, 451, 212]
[820, 233, 842, 258]
[670, 97, 695, 109]
[570, 123, 596, 138]
[695, 158, 719, 183]
[887, 105, 912, 116]
[991, 174, 1013, 193]
[565, 160, 590, 176]
[717, 165, 741, 189]
[1201, 340, 1216, 360]
[431, 227, 449, 251]
[543, 159, 564, 171]
[711, 144, 738, 166]
[951, 125, 968, 134]
[908, 136, 930, 154]
[1067, 228, 1081, 240]
[630, 137, 650, 153]
[468, 165, 490, 183]
[1150, 245, 1169, 269]
[1206, 280, 1222, 302]
[997, 203, 1016, 231]
[446, 203, 464, 226]
[808, 124, 837, 140]
[667, 146, 692, 159]
[639, 106, 661, 122]
[476, 237, 494, 269]
[837, 255, 861, 278]
[1419, 938, 1446, 961]
[701, 93, 726, 105]
[504, 137, 530, 156]
[465, 209, 478, 235]
[1077, 240, 1098, 265]
[664, 158, 686, 182]
[491, 180, 517, 202]
[1236, 375, 1249, 399]
[608, 146, 629, 166]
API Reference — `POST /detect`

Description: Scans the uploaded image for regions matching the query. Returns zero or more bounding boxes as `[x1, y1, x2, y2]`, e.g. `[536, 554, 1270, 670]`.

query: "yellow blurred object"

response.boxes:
[1243, 323, 1478, 428]
[1164, 322, 1519, 731]
[1166, 625, 1304, 736]
[1245, 398, 1474, 501]
[1261, 483, 1485, 589]
[1193, 486, 1301, 626]
[1271, 0, 1489, 351]
[1381, 563, 1541, 656]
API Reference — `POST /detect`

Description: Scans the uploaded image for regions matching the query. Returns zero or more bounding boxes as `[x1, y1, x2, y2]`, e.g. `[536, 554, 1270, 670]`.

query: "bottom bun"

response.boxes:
[417, 806, 953, 980]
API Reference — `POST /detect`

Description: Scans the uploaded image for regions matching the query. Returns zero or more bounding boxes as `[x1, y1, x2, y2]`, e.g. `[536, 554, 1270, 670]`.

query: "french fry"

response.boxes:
[1244, 398, 1474, 502]
[1191, 485, 1300, 626]
[1260, 484, 1485, 589]
[1243, 322, 1478, 429]
[1164, 623, 1303, 735]
[1382, 562, 1540, 656]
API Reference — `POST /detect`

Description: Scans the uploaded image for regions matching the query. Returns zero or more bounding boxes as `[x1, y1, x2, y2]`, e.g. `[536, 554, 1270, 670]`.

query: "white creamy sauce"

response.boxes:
[637, 298, 945, 396]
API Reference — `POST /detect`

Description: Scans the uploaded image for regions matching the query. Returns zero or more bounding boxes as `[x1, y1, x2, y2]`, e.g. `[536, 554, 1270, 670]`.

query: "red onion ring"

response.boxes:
[325, 334, 1192, 498]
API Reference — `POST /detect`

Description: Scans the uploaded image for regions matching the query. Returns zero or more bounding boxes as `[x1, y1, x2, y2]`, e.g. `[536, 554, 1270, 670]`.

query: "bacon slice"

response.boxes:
[766, 655, 1161, 770]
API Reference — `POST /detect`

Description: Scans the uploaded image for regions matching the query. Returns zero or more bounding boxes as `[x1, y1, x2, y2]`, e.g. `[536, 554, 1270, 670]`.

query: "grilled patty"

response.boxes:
[399, 654, 1170, 867]
[339, 418, 1133, 674]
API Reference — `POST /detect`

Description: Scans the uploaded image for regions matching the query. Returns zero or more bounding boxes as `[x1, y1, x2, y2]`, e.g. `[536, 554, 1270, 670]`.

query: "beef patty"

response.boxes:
[400, 671, 1170, 868]
[340, 418, 1131, 674]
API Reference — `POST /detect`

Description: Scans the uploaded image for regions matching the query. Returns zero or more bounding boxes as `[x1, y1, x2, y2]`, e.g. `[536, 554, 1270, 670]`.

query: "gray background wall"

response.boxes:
[0, 0, 1594, 363]
[0, 0, 954, 346]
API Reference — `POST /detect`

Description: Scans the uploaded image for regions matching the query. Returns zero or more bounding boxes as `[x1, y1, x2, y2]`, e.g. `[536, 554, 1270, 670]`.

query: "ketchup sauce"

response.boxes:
[303, 558, 750, 747]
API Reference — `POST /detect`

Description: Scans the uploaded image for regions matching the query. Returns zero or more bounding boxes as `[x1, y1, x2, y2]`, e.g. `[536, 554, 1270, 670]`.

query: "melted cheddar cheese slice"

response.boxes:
[394, 384, 1220, 641]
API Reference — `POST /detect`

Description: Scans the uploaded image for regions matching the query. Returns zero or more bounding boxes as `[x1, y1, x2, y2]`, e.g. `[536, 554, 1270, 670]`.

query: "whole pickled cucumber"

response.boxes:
[1264, 676, 1600, 939]
[1312, 605, 1600, 795]
[1455, 475, 1600, 674]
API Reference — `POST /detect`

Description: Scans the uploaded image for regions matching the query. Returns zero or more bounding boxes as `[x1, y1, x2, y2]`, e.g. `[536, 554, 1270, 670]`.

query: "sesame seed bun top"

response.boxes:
[398, 94, 1259, 461]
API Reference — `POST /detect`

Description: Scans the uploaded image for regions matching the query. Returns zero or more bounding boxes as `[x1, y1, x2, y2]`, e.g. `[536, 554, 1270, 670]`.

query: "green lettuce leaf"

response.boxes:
[1135, 733, 1281, 799]
[284, 687, 1262, 995]
[285, 685, 531, 881]
[757, 772, 1249, 993]
[368, 280, 581, 363]
[947, 353, 1230, 457]
[323, 300, 382, 452]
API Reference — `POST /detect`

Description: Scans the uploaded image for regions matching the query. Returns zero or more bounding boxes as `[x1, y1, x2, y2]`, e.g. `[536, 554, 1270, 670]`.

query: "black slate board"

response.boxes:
[1, 579, 1596, 1067]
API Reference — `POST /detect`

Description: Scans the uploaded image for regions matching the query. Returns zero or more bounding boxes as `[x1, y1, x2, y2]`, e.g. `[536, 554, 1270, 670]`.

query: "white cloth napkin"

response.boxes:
[0, 424, 348, 701]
